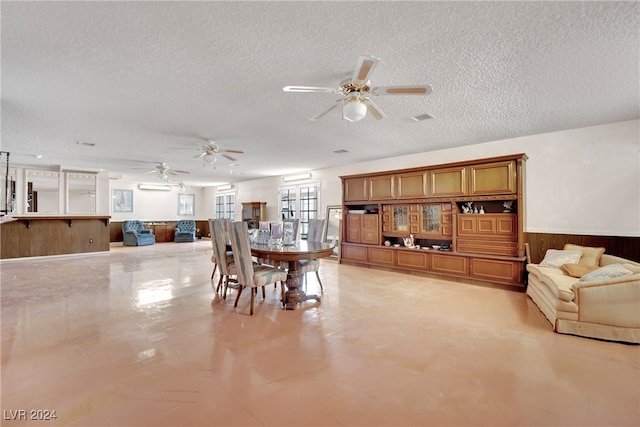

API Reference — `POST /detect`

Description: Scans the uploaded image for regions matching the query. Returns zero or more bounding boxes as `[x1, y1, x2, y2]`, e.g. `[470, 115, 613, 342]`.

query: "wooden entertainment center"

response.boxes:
[340, 154, 527, 289]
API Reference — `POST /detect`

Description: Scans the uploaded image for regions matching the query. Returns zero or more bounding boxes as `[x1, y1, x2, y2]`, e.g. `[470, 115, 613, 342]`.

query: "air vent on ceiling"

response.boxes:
[411, 113, 434, 122]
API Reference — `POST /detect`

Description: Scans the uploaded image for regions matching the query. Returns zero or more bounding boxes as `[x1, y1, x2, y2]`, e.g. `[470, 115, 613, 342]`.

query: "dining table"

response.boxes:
[250, 240, 335, 310]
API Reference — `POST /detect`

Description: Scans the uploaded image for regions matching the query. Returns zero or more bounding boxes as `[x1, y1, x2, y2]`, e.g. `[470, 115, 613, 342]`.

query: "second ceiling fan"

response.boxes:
[181, 139, 244, 165]
[283, 55, 433, 122]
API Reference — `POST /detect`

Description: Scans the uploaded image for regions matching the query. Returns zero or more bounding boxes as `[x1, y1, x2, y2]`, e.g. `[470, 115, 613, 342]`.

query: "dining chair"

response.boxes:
[229, 221, 288, 315]
[210, 219, 237, 297]
[299, 218, 326, 290]
[283, 218, 300, 241]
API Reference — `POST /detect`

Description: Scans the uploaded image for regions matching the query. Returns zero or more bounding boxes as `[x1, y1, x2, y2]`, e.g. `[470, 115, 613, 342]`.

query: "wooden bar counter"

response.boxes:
[1, 215, 110, 259]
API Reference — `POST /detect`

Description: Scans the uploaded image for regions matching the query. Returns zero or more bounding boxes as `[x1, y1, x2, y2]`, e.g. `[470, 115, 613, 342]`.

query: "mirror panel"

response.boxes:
[67, 172, 97, 213]
[26, 169, 60, 214]
[324, 205, 342, 258]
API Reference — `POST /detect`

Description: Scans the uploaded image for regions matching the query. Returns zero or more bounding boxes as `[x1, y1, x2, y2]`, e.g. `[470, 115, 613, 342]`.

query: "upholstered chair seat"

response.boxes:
[174, 220, 197, 243]
[122, 220, 156, 246]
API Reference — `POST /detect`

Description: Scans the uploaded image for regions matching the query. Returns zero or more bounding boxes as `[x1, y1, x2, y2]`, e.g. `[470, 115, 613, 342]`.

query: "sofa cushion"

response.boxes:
[579, 263, 634, 283]
[527, 264, 577, 302]
[563, 244, 605, 267]
[622, 263, 640, 274]
[539, 249, 582, 269]
[561, 263, 599, 278]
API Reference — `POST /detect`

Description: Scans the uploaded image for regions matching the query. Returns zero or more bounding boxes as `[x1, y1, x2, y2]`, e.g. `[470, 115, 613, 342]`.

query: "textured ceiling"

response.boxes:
[2, 1, 638, 186]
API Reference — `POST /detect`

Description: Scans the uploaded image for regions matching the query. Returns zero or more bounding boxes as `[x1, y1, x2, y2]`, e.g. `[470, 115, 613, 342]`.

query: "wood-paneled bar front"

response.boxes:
[1, 215, 110, 259]
[340, 154, 527, 289]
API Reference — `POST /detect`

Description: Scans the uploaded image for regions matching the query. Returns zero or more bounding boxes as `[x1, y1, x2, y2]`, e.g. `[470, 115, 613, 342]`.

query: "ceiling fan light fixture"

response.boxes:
[158, 171, 169, 181]
[343, 98, 367, 122]
[203, 154, 217, 165]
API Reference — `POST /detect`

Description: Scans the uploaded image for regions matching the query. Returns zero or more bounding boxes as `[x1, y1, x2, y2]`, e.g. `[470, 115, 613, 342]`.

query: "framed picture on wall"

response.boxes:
[112, 189, 133, 213]
[178, 193, 195, 216]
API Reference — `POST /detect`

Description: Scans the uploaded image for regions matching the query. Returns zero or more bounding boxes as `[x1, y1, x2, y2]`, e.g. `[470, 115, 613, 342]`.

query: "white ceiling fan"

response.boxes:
[174, 139, 244, 165]
[283, 55, 433, 122]
[134, 162, 190, 181]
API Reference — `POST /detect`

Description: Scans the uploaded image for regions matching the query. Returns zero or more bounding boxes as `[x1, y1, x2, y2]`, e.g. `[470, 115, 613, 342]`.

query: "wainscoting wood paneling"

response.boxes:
[110, 220, 210, 242]
[526, 233, 640, 264]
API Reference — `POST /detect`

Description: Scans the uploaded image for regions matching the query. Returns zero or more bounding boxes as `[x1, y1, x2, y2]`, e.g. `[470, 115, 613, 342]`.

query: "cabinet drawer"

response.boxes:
[431, 253, 468, 276]
[341, 244, 367, 261]
[397, 250, 430, 270]
[457, 239, 518, 256]
[470, 258, 523, 283]
[368, 247, 395, 266]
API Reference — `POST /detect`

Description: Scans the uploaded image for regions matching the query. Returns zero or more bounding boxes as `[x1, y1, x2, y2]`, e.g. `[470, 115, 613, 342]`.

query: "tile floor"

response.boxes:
[1, 240, 638, 427]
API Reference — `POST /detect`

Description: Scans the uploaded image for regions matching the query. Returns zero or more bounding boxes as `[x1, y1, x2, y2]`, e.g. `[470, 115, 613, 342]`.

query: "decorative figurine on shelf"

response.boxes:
[503, 200, 514, 213]
[402, 234, 416, 248]
[479, 206, 485, 214]
[473, 206, 478, 214]
[462, 201, 474, 214]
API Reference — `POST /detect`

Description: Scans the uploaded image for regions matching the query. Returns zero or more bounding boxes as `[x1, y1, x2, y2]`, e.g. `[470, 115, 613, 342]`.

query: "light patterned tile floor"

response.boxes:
[1, 240, 639, 427]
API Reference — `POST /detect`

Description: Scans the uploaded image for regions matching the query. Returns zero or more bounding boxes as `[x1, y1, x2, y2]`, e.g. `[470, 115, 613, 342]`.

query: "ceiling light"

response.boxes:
[138, 184, 172, 191]
[283, 172, 311, 182]
[158, 171, 168, 181]
[203, 154, 217, 165]
[343, 97, 367, 122]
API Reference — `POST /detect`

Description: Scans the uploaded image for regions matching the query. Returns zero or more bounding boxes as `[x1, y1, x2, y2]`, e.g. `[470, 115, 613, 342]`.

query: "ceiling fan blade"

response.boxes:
[365, 99, 387, 120]
[193, 152, 206, 159]
[222, 154, 237, 162]
[283, 86, 336, 93]
[223, 149, 244, 154]
[310, 100, 341, 121]
[173, 170, 190, 174]
[373, 85, 433, 95]
[352, 55, 379, 83]
[142, 170, 157, 175]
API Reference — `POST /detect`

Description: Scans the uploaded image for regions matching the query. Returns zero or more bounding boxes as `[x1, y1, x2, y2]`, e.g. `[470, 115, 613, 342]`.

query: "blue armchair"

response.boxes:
[122, 220, 156, 246]
[174, 220, 197, 243]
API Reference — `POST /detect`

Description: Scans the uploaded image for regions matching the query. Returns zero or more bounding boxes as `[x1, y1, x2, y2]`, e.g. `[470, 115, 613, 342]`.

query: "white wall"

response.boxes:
[222, 120, 639, 237]
[108, 177, 208, 222]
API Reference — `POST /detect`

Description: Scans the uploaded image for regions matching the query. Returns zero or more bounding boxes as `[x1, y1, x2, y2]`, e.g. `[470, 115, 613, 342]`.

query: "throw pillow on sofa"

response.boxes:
[578, 263, 633, 283]
[539, 249, 582, 269]
[563, 244, 605, 267]
[561, 263, 599, 278]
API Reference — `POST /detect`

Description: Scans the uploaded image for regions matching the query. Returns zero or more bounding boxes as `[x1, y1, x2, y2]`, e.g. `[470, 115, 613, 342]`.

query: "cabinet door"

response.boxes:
[342, 244, 367, 261]
[468, 160, 516, 195]
[431, 253, 468, 276]
[344, 177, 369, 201]
[470, 257, 523, 283]
[369, 175, 395, 200]
[346, 214, 362, 243]
[496, 215, 517, 237]
[397, 172, 427, 199]
[361, 215, 379, 245]
[392, 205, 409, 232]
[457, 216, 476, 235]
[368, 247, 395, 266]
[420, 204, 441, 234]
[397, 250, 430, 270]
[429, 167, 467, 197]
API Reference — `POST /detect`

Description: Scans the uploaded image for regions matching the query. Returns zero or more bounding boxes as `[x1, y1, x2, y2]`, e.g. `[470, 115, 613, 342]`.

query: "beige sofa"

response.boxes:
[526, 244, 640, 343]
